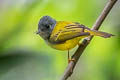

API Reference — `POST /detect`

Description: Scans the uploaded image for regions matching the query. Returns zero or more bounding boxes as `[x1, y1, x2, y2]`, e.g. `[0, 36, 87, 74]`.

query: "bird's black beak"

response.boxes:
[36, 30, 40, 34]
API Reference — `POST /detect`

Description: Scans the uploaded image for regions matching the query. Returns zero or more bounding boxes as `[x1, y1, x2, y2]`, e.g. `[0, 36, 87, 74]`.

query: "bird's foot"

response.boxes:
[68, 58, 75, 63]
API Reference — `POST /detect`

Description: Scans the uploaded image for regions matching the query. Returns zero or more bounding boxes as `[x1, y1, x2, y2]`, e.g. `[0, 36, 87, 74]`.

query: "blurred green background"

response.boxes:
[0, 0, 120, 80]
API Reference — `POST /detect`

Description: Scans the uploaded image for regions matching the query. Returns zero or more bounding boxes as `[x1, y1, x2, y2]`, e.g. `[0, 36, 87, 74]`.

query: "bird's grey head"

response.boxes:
[36, 16, 56, 40]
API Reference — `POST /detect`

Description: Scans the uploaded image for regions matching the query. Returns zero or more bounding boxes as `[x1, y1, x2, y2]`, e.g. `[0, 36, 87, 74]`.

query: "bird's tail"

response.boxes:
[85, 29, 114, 38]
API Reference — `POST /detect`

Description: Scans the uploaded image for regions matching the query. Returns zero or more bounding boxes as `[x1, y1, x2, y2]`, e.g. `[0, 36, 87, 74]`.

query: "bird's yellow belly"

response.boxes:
[47, 37, 81, 51]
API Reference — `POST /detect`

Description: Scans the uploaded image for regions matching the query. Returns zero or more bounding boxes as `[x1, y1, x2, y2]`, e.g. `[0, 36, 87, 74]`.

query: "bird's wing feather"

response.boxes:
[49, 22, 90, 44]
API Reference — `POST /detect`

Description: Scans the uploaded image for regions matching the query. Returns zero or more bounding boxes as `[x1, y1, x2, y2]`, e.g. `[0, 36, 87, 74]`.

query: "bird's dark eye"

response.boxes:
[46, 25, 50, 29]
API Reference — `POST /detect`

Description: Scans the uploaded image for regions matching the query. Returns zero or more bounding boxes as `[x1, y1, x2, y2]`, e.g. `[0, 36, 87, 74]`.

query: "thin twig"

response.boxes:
[61, 0, 117, 80]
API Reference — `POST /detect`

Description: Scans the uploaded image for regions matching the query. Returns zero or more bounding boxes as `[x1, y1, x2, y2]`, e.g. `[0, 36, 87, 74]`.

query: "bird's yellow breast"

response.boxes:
[46, 37, 81, 50]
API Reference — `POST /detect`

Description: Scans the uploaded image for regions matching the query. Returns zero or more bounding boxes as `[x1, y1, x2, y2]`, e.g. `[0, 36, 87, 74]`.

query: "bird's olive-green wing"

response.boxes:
[49, 24, 90, 44]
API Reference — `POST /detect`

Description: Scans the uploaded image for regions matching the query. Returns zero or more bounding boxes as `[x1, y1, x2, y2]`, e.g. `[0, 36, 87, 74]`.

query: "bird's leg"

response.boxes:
[68, 50, 70, 63]
[68, 50, 75, 63]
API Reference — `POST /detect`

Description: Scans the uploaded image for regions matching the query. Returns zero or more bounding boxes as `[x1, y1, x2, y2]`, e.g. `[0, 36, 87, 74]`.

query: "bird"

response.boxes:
[36, 15, 114, 62]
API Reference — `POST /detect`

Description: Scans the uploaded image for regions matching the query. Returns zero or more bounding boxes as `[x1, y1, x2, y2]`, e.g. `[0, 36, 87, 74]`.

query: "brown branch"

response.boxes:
[61, 0, 117, 80]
